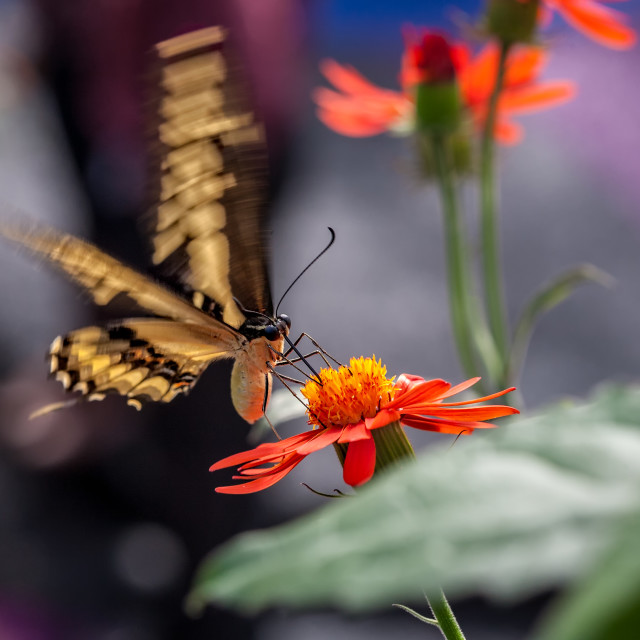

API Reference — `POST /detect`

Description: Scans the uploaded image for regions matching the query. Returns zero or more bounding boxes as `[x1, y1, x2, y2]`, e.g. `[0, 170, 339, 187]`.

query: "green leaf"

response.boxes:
[508, 265, 613, 382]
[533, 511, 640, 640]
[189, 385, 640, 615]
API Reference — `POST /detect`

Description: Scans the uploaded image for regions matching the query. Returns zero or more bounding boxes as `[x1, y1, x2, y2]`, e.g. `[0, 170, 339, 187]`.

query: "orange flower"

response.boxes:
[314, 29, 575, 144]
[458, 43, 576, 144]
[313, 59, 413, 137]
[542, 0, 636, 49]
[210, 357, 518, 494]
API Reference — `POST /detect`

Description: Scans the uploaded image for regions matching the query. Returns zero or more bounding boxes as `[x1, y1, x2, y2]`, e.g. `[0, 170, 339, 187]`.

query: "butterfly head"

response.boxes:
[240, 310, 291, 342]
[263, 314, 291, 341]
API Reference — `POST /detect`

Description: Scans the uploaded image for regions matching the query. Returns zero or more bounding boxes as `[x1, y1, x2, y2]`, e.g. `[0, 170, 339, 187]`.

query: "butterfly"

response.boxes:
[1, 27, 295, 424]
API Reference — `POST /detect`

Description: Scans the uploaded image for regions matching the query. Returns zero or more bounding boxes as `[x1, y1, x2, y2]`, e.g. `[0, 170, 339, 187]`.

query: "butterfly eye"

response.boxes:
[278, 314, 292, 330]
[263, 325, 280, 341]
[276, 316, 291, 335]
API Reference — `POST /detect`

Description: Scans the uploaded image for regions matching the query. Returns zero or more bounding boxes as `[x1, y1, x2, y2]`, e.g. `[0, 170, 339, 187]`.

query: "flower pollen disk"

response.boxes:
[301, 356, 397, 428]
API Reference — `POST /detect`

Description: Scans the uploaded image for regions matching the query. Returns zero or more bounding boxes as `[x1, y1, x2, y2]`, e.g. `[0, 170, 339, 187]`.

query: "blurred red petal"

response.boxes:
[320, 59, 395, 96]
[316, 108, 395, 137]
[505, 47, 546, 87]
[553, 0, 636, 49]
[500, 81, 577, 113]
[494, 118, 524, 145]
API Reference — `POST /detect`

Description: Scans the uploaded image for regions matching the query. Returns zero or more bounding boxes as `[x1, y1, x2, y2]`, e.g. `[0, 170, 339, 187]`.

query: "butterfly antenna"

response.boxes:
[275, 227, 336, 317]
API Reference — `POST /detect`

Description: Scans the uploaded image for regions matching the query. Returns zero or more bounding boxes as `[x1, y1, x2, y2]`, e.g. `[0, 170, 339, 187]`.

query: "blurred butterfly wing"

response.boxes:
[0, 223, 237, 331]
[150, 27, 273, 329]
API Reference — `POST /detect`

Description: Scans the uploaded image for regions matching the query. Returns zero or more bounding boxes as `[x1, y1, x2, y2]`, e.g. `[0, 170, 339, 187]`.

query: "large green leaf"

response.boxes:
[533, 511, 640, 640]
[189, 385, 640, 615]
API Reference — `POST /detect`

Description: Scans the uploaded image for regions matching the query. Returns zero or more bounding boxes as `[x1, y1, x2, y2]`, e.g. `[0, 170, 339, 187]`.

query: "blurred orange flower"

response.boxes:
[457, 42, 576, 144]
[211, 357, 518, 494]
[541, 0, 636, 49]
[314, 29, 575, 144]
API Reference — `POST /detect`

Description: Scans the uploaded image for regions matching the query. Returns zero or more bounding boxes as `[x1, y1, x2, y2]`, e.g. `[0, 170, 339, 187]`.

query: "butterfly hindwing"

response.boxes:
[48, 319, 239, 410]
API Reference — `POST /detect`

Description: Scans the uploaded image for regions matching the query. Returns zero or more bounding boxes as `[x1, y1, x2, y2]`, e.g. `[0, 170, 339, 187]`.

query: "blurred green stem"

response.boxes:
[480, 41, 511, 382]
[431, 134, 481, 384]
[427, 589, 467, 640]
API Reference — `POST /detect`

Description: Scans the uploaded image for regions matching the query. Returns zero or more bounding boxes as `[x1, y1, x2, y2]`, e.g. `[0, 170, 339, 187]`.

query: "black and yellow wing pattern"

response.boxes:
[2, 27, 291, 423]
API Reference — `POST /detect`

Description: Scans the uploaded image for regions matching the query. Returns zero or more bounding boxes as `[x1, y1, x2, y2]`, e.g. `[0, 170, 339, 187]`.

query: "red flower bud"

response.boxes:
[406, 33, 456, 85]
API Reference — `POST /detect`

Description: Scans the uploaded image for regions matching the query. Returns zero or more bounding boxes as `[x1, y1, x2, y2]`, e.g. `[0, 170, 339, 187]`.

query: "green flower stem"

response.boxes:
[338, 424, 466, 640]
[480, 41, 511, 380]
[431, 134, 482, 384]
[427, 589, 467, 640]
[332, 421, 414, 473]
[371, 421, 414, 472]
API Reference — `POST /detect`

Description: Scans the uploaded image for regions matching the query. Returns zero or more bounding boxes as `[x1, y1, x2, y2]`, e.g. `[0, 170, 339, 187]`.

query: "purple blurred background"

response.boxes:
[0, 0, 639, 638]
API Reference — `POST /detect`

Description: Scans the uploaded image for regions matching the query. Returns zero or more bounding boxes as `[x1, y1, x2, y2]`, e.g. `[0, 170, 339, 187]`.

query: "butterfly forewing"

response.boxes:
[0, 224, 234, 328]
[151, 27, 272, 326]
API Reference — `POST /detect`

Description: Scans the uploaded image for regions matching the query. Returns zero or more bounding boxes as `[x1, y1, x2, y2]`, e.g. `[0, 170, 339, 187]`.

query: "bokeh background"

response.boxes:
[0, 0, 639, 638]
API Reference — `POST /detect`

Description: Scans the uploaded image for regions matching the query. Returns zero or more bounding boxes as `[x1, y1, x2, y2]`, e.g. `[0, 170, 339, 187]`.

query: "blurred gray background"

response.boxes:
[0, 0, 638, 638]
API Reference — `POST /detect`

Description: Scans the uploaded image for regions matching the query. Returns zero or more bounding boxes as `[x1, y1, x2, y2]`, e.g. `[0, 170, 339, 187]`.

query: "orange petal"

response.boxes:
[296, 426, 343, 455]
[438, 376, 481, 400]
[401, 415, 497, 434]
[366, 408, 401, 430]
[553, 0, 637, 49]
[320, 58, 396, 96]
[504, 47, 546, 87]
[216, 455, 304, 494]
[500, 81, 576, 113]
[494, 117, 524, 145]
[386, 378, 451, 409]
[338, 420, 370, 443]
[343, 436, 376, 486]
[395, 373, 429, 392]
[313, 87, 407, 121]
[209, 432, 310, 471]
[316, 108, 395, 137]
[539, 3, 554, 28]
[458, 43, 498, 104]
[404, 405, 519, 421]
[436, 386, 517, 407]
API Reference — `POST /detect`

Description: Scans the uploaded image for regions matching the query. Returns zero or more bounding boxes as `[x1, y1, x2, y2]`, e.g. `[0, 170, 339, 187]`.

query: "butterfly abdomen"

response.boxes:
[230, 336, 283, 423]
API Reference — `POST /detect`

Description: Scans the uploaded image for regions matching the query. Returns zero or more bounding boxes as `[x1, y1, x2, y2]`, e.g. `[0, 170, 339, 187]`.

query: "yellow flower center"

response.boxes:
[300, 356, 397, 428]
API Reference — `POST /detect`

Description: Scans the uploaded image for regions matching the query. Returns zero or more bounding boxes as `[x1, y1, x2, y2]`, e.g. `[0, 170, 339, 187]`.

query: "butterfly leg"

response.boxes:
[267, 343, 320, 385]
[260, 373, 283, 439]
[281, 332, 343, 368]
[266, 361, 327, 427]
[265, 363, 307, 424]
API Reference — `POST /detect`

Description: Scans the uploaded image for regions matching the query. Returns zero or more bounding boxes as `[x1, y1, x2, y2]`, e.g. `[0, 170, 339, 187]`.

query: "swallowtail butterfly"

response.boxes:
[2, 27, 294, 423]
